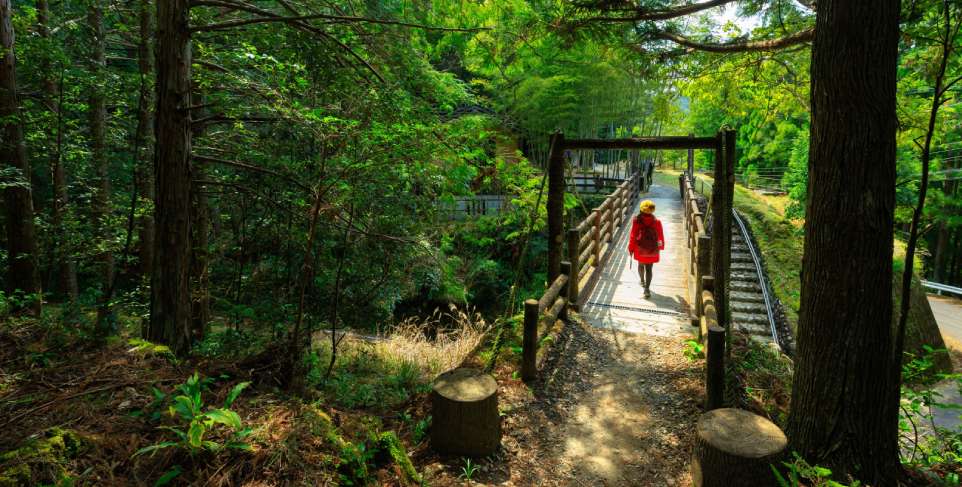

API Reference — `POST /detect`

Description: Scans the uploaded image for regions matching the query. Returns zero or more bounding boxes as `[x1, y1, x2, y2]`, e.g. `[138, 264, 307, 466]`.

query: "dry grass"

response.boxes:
[377, 307, 491, 378]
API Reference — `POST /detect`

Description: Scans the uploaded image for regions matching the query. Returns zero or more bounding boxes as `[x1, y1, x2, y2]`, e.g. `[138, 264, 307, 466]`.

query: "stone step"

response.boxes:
[731, 261, 756, 272]
[731, 301, 767, 314]
[732, 311, 769, 325]
[731, 271, 758, 282]
[733, 321, 770, 335]
[730, 291, 765, 304]
[732, 244, 750, 253]
[731, 281, 761, 292]
[731, 253, 753, 264]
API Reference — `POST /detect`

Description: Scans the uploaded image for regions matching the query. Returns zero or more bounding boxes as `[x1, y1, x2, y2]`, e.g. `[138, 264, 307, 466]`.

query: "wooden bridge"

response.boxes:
[519, 129, 758, 410]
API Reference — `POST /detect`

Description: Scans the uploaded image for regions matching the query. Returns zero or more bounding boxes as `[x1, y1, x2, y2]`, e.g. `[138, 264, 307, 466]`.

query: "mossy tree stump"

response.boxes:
[430, 368, 501, 457]
[691, 408, 787, 487]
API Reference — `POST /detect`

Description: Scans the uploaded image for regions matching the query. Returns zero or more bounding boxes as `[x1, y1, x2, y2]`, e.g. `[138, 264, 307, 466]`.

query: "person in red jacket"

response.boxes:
[628, 199, 665, 298]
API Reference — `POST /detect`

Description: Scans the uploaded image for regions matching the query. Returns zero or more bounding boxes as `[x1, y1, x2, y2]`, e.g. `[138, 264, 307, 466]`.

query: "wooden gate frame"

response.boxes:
[544, 130, 736, 333]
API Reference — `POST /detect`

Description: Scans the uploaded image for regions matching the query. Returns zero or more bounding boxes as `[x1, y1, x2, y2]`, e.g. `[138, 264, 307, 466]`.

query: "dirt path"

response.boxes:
[422, 315, 702, 486]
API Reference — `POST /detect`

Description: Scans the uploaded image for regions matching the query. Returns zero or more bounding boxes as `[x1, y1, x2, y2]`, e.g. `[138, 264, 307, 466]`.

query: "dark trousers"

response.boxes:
[637, 263, 653, 289]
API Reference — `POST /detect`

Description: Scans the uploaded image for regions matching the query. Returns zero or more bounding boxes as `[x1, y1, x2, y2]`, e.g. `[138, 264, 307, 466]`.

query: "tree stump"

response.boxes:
[691, 408, 787, 487]
[430, 368, 501, 457]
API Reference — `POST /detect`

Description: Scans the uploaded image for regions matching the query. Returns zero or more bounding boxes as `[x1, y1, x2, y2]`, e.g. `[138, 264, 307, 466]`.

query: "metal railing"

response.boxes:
[922, 280, 962, 298]
[732, 210, 780, 347]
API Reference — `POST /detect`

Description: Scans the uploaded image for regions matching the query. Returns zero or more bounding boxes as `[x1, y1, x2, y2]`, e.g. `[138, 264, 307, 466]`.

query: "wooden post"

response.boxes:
[566, 230, 580, 310]
[559, 261, 571, 320]
[706, 324, 725, 410]
[687, 132, 694, 177]
[521, 299, 538, 382]
[592, 209, 601, 267]
[711, 130, 732, 336]
[547, 133, 565, 284]
[696, 234, 712, 315]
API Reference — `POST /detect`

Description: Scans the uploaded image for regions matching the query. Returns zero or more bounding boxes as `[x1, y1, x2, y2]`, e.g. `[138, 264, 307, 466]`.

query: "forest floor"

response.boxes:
[417, 314, 703, 486]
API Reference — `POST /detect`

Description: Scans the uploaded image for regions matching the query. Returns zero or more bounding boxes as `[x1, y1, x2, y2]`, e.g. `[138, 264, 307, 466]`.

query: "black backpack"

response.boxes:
[635, 216, 658, 252]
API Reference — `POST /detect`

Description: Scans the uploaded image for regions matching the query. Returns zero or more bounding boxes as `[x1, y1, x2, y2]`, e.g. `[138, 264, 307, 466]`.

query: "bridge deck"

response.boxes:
[581, 183, 693, 337]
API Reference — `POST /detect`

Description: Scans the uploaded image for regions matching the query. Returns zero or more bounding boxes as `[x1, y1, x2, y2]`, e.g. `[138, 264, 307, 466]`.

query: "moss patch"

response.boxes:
[0, 428, 87, 486]
[375, 431, 422, 486]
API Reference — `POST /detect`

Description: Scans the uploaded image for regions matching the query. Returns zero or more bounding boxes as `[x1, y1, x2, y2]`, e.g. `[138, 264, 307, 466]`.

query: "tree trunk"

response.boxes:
[691, 408, 787, 487]
[136, 0, 155, 277]
[0, 0, 42, 315]
[785, 0, 902, 483]
[38, 0, 78, 302]
[147, 0, 193, 355]
[430, 368, 501, 457]
[89, 1, 115, 332]
[933, 222, 948, 282]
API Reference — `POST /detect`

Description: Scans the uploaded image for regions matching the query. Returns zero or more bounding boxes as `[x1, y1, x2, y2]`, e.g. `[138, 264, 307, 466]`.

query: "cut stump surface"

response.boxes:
[692, 408, 787, 487]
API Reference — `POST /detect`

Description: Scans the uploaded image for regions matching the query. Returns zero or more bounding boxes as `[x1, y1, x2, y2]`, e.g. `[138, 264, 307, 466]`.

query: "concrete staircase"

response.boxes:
[729, 229, 773, 342]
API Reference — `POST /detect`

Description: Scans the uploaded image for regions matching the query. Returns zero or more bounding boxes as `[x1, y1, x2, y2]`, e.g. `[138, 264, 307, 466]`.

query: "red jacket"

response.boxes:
[628, 213, 665, 263]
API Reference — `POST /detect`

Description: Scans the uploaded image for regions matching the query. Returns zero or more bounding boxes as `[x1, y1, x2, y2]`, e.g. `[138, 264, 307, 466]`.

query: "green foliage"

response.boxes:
[134, 373, 252, 459]
[771, 452, 861, 487]
[682, 339, 705, 361]
[127, 338, 176, 362]
[315, 347, 431, 411]
[459, 457, 479, 480]
[899, 348, 962, 479]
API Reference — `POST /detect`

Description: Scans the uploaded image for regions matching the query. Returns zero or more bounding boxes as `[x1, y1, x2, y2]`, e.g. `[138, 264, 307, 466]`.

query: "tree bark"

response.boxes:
[136, 0, 156, 277]
[785, 0, 902, 483]
[147, 0, 193, 355]
[0, 0, 42, 315]
[38, 0, 78, 302]
[90, 1, 116, 332]
[430, 368, 501, 457]
[691, 408, 787, 487]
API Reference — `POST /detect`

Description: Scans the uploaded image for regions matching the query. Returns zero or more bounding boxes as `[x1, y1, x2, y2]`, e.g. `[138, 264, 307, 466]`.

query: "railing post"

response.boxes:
[522, 299, 539, 382]
[566, 229, 580, 310]
[559, 261, 571, 320]
[547, 132, 566, 285]
[592, 209, 601, 267]
[687, 132, 694, 177]
[712, 129, 734, 342]
[706, 324, 725, 410]
[696, 234, 712, 316]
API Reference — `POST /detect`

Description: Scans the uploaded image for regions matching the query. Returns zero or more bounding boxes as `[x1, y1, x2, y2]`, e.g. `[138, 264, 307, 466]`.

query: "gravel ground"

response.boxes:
[420, 314, 703, 486]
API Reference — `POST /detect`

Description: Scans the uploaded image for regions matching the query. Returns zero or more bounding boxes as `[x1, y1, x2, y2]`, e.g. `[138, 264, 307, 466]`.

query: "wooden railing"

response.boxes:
[680, 171, 724, 409]
[567, 170, 644, 308]
[521, 168, 647, 381]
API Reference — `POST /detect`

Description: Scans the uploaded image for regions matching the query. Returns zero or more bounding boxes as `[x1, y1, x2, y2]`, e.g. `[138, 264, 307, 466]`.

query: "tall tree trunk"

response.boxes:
[90, 1, 115, 332]
[0, 0, 42, 315]
[785, 0, 902, 483]
[38, 0, 78, 302]
[136, 0, 156, 276]
[147, 0, 193, 355]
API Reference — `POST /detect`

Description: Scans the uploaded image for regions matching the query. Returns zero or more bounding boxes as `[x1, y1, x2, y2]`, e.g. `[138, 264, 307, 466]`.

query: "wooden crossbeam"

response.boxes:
[563, 136, 717, 150]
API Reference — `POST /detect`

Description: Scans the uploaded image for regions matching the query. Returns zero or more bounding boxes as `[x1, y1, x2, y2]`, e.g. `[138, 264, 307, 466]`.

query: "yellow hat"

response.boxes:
[639, 200, 656, 214]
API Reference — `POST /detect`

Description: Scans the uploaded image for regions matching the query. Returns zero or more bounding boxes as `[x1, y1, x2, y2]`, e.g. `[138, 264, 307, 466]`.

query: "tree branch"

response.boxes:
[193, 155, 311, 191]
[653, 27, 815, 53]
[584, 0, 737, 22]
[190, 9, 487, 33]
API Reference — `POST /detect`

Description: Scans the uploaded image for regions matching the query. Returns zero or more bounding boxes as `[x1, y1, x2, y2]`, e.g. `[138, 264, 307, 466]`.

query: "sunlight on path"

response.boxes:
[581, 183, 692, 337]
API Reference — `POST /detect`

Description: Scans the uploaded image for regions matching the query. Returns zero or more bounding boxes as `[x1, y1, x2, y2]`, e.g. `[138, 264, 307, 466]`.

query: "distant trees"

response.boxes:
[1, 0, 42, 315]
